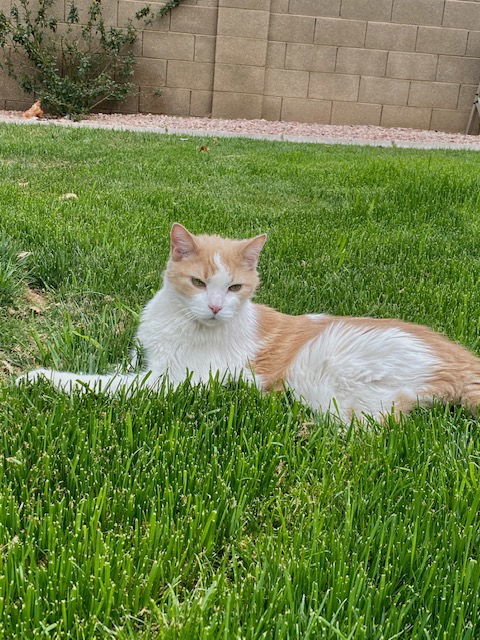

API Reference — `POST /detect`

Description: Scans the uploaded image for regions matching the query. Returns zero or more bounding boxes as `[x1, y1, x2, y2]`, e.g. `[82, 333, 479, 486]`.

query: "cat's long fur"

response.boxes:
[18, 224, 480, 422]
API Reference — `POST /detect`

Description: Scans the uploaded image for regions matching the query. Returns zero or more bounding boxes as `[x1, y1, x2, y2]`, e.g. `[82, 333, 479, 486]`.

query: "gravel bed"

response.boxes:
[1, 109, 480, 149]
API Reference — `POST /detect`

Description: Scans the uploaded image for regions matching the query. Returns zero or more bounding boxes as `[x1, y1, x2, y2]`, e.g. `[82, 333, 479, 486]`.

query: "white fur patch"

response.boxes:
[286, 321, 438, 422]
[209, 253, 231, 290]
[136, 282, 260, 385]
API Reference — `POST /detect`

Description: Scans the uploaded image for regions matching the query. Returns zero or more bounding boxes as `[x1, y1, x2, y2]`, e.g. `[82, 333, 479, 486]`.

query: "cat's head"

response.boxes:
[165, 223, 266, 326]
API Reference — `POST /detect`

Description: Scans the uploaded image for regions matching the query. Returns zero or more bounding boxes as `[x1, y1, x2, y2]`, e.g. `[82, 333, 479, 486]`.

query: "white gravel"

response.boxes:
[1, 109, 480, 150]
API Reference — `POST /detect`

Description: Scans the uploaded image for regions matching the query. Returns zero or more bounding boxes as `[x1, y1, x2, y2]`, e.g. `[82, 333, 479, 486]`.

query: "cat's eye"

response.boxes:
[229, 284, 242, 292]
[191, 277, 206, 288]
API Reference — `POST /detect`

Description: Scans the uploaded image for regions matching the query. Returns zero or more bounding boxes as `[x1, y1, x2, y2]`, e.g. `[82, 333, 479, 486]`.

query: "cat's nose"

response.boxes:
[209, 304, 222, 315]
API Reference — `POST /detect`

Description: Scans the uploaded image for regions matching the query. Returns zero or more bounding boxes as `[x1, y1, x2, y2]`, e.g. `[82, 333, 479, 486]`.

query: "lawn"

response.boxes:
[1, 122, 480, 639]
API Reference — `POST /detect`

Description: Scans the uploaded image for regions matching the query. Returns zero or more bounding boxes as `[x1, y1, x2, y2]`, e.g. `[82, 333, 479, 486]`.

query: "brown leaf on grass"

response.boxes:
[24, 288, 49, 314]
[297, 421, 314, 440]
[1, 360, 14, 375]
[275, 460, 287, 486]
[17, 251, 32, 261]
[115, 321, 125, 335]
[59, 193, 78, 200]
[199, 145, 209, 152]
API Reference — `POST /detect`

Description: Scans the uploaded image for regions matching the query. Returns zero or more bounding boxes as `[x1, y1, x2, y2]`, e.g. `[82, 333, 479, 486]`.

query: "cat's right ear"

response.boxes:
[170, 223, 198, 261]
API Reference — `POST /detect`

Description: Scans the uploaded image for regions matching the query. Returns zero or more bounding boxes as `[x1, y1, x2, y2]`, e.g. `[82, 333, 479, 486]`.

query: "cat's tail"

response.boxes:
[16, 368, 156, 396]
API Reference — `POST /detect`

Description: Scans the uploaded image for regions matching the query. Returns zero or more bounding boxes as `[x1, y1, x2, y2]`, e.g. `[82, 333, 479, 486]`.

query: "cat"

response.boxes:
[17, 223, 480, 423]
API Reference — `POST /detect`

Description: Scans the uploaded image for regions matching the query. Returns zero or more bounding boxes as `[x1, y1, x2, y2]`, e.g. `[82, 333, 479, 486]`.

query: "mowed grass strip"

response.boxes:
[0, 123, 479, 639]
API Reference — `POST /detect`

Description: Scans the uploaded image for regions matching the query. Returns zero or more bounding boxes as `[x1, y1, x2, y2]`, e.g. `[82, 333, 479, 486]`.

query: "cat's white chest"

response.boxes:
[136, 289, 259, 385]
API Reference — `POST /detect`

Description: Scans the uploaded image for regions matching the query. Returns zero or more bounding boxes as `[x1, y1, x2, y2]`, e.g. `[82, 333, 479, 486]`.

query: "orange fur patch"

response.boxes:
[253, 306, 329, 389]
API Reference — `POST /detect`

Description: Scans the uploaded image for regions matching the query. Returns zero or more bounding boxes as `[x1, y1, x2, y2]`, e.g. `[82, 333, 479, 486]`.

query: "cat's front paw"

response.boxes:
[15, 368, 51, 386]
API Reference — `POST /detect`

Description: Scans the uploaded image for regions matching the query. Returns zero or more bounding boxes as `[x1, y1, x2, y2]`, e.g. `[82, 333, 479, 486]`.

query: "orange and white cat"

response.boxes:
[18, 223, 480, 422]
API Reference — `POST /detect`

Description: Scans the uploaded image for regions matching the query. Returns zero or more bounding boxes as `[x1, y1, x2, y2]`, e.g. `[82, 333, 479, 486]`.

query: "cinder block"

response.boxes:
[182, 0, 218, 5]
[341, 0, 392, 22]
[190, 90, 212, 116]
[281, 98, 331, 123]
[102, 92, 140, 114]
[392, 0, 444, 26]
[42, 0, 65, 22]
[269, 13, 315, 43]
[266, 42, 287, 68]
[416, 26, 467, 55]
[195, 36, 216, 62]
[219, 0, 270, 9]
[309, 72, 359, 101]
[170, 5, 218, 35]
[140, 87, 190, 115]
[381, 105, 432, 129]
[214, 63, 265, 93]
[466, 31, 480, 57]
[437, 56, 480, 84]
[218, 7, 270, 38]
[5, 99, 32, 111]
[336, 47, 387, 77]
[133, 58, 167, 87]
[216, 36, 268, 66]
[143, 32, 195, 60]
[264, 68, 309, 97]
[212, 91, 264, 119]
[285, 43, 337, 72]
[262, 95, 282, 120]
[408, 81, 459, 108]
[111, 92, 140, 113]
[75, 0, 116, 25]
[289, 0, 341, 17]
[366, 22, 417, 51]
[386, 52, 438, 81]
[458, 84, 477, 110]
[0, 71, 31, 101]
[271, 0, 289, 12]
[315, 17, 366, 47]
[167, 60, 214, 90]
[331, 101, 382, 125]
[118, 2, 170, 31]
[359, 76, 410, 105]
[430, 108, 470, 133]
[443, 1, 480, 30]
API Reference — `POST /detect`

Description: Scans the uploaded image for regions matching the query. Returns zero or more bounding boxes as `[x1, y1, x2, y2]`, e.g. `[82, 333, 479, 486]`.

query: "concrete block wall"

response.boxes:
[257, 0, 480, 131]
[1, 0, 480, 132]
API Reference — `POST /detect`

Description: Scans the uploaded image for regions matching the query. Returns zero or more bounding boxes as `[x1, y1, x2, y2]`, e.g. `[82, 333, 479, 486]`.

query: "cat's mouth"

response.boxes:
[194, 314, 220, 327]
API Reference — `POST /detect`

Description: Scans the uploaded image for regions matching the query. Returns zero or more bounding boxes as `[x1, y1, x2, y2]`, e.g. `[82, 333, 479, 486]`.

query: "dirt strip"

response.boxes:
[1, 110, 480, 151]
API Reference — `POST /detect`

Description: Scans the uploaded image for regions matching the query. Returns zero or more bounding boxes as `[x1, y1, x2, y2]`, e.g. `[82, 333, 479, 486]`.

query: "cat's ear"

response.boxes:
[241, 233, 267, 268]
[170, 223, 198, 261]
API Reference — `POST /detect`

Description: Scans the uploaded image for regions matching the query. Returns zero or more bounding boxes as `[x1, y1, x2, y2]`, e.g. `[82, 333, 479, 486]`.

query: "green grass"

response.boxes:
[1, 123, 480, 639]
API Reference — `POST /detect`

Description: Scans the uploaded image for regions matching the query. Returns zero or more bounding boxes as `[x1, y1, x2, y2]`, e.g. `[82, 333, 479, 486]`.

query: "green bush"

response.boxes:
[0, 0, 182, 119]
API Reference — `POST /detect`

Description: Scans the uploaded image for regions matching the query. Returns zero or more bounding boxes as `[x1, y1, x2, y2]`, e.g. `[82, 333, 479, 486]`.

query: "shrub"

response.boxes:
[0, 0, 182, 119]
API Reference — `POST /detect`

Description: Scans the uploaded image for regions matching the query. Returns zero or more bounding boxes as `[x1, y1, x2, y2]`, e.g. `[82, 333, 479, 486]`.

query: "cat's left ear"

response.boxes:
[241, 234, 267, 268]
